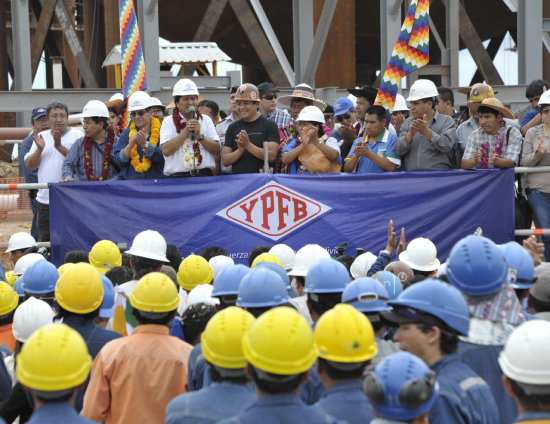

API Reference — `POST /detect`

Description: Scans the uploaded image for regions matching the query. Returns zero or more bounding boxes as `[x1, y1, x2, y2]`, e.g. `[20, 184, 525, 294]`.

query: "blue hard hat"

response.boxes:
[363, 351, 439, 422]
[22, 260, 59, 294]
[342, 277, 391, 313]
[212, 264, 250, 297]
[333, 97, 355, 117]
[236, 267, 290, 308]
[255, 261, 289, 286]
[383, 278, 470, 335]
[376, 271, 403, 299]
[498, 242, 536, 289]
[99, 274, 116, 319]
[14, 276, 24, 297]
[304, 259, 350, 294]
[446, 235, 508, 296]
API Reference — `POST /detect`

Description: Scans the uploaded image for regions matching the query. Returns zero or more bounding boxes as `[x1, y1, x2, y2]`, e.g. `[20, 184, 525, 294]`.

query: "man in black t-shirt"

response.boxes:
[222, 83, 280, 174]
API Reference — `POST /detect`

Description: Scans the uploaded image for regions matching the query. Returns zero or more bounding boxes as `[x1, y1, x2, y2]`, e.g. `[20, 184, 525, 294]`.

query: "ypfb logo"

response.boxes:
[216, 182, 332, 241]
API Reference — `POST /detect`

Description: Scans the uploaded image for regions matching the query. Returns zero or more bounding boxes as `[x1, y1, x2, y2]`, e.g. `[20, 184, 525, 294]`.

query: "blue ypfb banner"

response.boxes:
[49, 169, 515, 266]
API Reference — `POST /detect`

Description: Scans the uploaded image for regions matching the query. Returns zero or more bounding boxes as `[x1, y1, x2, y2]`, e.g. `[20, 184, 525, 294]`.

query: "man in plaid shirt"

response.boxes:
[258, 82, 292, 129]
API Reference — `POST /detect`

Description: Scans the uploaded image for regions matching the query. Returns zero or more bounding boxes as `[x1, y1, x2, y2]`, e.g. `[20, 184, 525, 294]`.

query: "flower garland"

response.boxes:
[173, 109, 203, 169]
[129, 116, 161, 173]
[480, 122, 506, 169]
[83, 127, 115, 181]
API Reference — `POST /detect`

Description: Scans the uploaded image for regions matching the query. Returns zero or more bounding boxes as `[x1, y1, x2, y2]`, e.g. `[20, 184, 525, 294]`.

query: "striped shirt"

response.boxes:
[62, 133, 119, 181]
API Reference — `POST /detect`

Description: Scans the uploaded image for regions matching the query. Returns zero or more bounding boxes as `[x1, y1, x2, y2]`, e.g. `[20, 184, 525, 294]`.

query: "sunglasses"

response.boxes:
[130, 110, 147, 117]
[262, 94, 278, 100]
[335, 114, 351, 122]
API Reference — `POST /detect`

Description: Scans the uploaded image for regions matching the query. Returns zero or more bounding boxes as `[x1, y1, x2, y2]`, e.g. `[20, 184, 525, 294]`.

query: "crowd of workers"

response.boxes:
[0, 224, 547, 423]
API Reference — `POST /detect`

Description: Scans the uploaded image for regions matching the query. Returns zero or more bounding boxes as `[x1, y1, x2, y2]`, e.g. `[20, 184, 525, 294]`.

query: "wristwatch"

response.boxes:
[196, 134, 204, 141]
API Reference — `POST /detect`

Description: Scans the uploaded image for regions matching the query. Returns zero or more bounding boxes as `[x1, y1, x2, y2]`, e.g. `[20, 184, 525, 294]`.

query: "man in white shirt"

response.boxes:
[160, 78, 220, 177]
[24, 102, 83, 241]
[216, 86, 240, 174]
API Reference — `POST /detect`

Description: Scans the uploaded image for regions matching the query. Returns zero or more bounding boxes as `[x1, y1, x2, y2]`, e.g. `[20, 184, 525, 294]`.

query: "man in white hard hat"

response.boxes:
[390, 94, 410, 135]
[61, 100, 120, 182]
[160, 78, 220, 178]
[149, 97, 166, 123]
[398, 237, 440, 282]
[5, 232, 36, 267]
[394, 79, 456, 170]
[113, 91, 166, 180]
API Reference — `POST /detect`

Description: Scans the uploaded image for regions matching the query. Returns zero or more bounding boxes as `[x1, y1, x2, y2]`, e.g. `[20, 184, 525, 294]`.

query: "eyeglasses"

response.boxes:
[151, 110, 164, 117]
[335, 114, 351, 122]
[130, 110, 147, 117]
[542, 109, 550, 115]
[262, 94, 278, 100]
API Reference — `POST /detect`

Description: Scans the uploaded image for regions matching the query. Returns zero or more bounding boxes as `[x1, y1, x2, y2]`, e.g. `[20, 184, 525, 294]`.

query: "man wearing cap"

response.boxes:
[216, 87, 240, 175]
[347, 85, 378, 138]
[394, 79, 456, 171]
[258, 82, 291, 129]
[222, 83, 280, 174]
[461, 97, 523, 169]
[330, 97, 360, 160]
[25, 102, 83, 242]
[19, 107, 49, 239]
[160, 78, 220, 177]
[61, 100, 119, 182]
[113, 91, 165, 180]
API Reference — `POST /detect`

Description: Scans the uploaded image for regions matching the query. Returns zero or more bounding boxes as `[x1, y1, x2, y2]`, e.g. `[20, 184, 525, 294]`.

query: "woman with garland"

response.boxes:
[113, 91, 165, 180]
[281, 106, 341, 174]
[61, 100, 119, 182]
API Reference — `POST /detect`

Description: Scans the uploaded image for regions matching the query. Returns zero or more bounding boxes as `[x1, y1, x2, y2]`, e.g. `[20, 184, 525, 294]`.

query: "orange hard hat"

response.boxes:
[235, 83, 261, 102]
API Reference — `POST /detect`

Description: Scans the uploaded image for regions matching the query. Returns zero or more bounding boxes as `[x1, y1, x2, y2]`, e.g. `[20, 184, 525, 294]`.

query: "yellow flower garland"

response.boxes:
[129, 116, 161, 173]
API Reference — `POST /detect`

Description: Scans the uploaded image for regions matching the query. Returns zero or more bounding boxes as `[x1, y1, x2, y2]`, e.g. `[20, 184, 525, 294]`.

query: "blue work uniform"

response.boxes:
[187, 343, 210, 391]
[458, 342, 517, 424]
[430, 354, 499, 424]
[300, 364, 326, 404]
[113, 127, 165, 179]
[515, 411, 550, 423]
[26, 402, 97, 424]
[314, 380, 374, 424]
[367, 251, 392, 277]
[166, 381, 255, 424]
[217, 393, 346, 424]
[63, 316, 121, 411]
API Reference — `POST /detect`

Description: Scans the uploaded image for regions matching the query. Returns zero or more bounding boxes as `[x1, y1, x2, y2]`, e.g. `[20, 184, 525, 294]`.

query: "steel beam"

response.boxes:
[517, 0, 543, 84]
[30, 0, 56, 78]
[302, 0, 338, 87]
[469, 34, 505, 86]
[544, 32, 550, 56]
[544, 19, 550, 32]
[293, 0, 314, 84]
[446, 0, 459, 87]
[250, 0, 295, 86]
[137, 0, 160, 91]
[380, 0, 402, 84]
[193, 0, 228, 41]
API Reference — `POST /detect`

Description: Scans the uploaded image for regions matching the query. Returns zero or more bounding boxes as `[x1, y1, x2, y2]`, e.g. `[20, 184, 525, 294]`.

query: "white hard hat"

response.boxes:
[406, 79, 439, 102]
[399, 237, 440, 272]
[185, 284, 219, 309]
[208, 255, 234, 281]
[288, 244, 331, 277]
[172, 78, 199, 97]
[109, 93, 124, 101]
[295, 106, 325, 125]
[6, 232, 36, 253]
[392, 94, 410, 112]
[150, 97, 166, 109]
[82, 100, 109, 119]
[538, 90, 550, 107]
[350, 252, 377, 279]
[128, 91, 153, 112]
[269, 244, 296, 271]
[125, 230, 168, 262]
[499, 320, 550, 385]
[12, 297, 54, 342]
[13, 253, 46, 276]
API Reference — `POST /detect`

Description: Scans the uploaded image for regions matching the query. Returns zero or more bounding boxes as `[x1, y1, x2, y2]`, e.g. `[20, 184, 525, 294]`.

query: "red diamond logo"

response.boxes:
[216, 182, 332, 241]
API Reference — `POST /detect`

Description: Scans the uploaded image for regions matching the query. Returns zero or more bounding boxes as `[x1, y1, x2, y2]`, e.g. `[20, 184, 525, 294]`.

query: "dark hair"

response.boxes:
[34, 388, 75, 403]
[218, 295, 238, 310]
[165, 244, 183, 272]
[210, 365, 248, 384]
[105, 266, 133, 286]
[219, 110, 228, 120]
[130, 255, 164, 279]
[88, 116, 109, 130]
[438, 87, 454, 106]
[365, 312, 384, 332]
[55, 303, 99, 321]
[64, 250, 89, 264]
[46, 102, 69, 117]
[507, 377, 550, 411]
[199, 246, 229, 262]
[251, 366, 306, 394]
[198, 100, 220, 117]
[132, 308, 176, 326]
[307, 292, 343, 316]
[174, 95, 198, 104]
[318, 357, 368, 380]
[246, 306, 272, 319]
[0, 310, 15, 326]
[291, 98, 312, 107]
[180, 303, 216, 345]
[417, 318, 459, 355]
[335, 255, 354, 273]
[248, 245, 271, 266]
[477, 106, 500, 118]
[293, 276, 305, 289]
[528, 293, 550, 313]
[420, 97, 438, 110]
[526, 80, 550, 99]
[301, 121, 326, 138]
[366, 105, 388, 122]
[121, 253, 132, 268]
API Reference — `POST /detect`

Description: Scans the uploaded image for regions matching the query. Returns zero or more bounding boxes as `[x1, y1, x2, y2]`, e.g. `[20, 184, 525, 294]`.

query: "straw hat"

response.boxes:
[278, 83, 326, 110]
[469, 97, 514, 119]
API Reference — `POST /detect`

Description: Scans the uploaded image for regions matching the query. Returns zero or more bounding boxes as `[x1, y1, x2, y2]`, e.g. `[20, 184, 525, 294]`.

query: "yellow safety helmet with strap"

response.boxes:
[251, 253, 284, 269]
[202, 306, 255, 369]
[55, 263, 103, 314]
[243, 306, 317, 375]
[130, 272, 179, 313]
[315, 303, 377, 363]
[16, 323, 92, 391]
[89, 240, 122, 275]
[177, 255, 213, 290]
[4, 271, 17, 288]
[0, 281, 18, 316]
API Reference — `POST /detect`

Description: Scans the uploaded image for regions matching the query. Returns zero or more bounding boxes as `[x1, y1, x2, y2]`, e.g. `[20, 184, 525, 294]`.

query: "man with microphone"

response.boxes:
[160, 78, 220, 177]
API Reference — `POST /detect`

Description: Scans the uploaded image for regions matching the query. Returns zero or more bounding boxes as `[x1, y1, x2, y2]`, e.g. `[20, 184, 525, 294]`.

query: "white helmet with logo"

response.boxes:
[295, 106, 325, 125]
[406, 79, 439, 102]
[128, 91, 153, 112]
[399, 237, 440, 272]
[82, 100, 109, 118]
[173, 78, 200, 97]
[125, 230, 168, 262]
[289, 244, 330, 277]
[6, 232, 36, 253]
[269, 244, 296, 271]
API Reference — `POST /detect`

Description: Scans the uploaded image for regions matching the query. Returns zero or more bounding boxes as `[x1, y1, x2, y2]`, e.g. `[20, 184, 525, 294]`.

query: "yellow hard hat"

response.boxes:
[315, 303, 377, 363]
[89, 240, 122, 275]
[243, 306, 317, 375]
[177, 255, 213, 290]
[130, 272, 179, 313]
[16, 323, 92, 391]
[0, 281, 18, 316]
[251, 253, 284, 269]
[4, 271, 17, 288]
[55, 263, 103, 314]
[202, 306, 255, 369]
[57, 263, 74, 276]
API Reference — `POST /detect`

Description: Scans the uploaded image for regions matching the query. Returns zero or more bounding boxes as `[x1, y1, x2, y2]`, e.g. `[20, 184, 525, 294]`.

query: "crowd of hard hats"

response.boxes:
[0, 228, 548, 424]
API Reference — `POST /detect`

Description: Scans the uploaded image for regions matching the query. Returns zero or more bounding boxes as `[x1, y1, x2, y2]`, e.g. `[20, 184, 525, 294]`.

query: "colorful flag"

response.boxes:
[375, 0, 429, 112]
[119, 0, 148, 128]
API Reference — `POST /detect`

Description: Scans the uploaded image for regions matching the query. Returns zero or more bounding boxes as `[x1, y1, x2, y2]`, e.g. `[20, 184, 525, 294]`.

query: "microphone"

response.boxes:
[188, 106, 196, 139]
